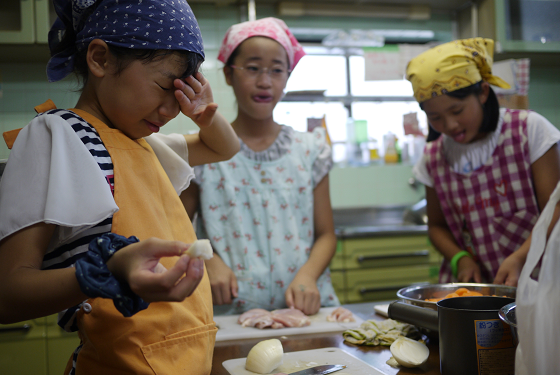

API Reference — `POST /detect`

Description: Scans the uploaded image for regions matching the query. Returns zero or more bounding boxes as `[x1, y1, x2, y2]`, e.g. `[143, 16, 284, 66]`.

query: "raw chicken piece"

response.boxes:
[237, 308, 311, 329]
[326, 307, 355, 323]
[238, 309, 274, 328]
[270, 308, 311, 327]
[238, 308, 271, 324]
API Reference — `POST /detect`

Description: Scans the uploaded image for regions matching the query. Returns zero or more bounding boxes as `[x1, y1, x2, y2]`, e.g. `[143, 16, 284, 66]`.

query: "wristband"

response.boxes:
[450, 250, 473, 279]
[75, 233, 149, 317]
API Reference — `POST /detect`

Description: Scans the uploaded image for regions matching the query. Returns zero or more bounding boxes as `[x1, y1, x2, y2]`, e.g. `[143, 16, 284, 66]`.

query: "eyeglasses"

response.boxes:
[230, 65, 291, 80]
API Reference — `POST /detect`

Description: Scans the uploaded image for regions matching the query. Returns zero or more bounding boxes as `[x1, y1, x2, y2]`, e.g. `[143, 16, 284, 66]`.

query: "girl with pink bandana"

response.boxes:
[182, 17, 340, 315]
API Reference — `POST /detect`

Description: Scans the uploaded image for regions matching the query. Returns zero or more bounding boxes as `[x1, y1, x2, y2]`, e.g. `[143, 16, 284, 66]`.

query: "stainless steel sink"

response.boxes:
[333, 202, 427, 238]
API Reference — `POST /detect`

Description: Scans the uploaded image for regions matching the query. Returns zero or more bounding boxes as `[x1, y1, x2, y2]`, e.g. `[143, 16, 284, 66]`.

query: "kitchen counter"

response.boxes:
[211, 302, 441, 375]
[336, 224, 427, 238]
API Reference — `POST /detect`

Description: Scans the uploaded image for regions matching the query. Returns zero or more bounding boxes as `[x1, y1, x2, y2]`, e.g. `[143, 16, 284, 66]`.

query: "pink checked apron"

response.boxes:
[426, 109, 539, 283]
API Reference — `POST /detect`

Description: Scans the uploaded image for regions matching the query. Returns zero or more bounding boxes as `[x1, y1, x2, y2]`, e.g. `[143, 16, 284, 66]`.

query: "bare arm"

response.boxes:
[494, 144, 560, 285]
[180, 182, 201, 220]
[0, 223, 205, 324]
[0, 223, 86, 323]
[426, 185, 482, 282]
[174, 72, 240, 166]
[179, 182, 239, 305]
[286, 175, 337, 315]
[185, 111, 239, 166]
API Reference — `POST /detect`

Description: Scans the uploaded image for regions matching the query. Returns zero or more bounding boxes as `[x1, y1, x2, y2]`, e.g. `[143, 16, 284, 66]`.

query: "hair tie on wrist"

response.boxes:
[450, 250, 473, 279]
[75, 233, 149, 317]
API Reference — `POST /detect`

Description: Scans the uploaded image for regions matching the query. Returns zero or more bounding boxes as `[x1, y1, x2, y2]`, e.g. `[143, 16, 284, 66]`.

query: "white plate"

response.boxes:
[222, 347, 386, 375]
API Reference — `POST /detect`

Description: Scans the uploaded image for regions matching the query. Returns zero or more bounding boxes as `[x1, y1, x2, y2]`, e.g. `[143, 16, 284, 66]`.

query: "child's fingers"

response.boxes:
[174, 89, 191, 108]
[285, 289, 295, 309]
[183, 75, 203, 93]
[493, 269, 506, 285]
[167, 258, 204, 299]
[174, 78, 196, 99]
[140, 238, 190, 259]
[230, 275, 239, 298]
[193, 71, 208, 85]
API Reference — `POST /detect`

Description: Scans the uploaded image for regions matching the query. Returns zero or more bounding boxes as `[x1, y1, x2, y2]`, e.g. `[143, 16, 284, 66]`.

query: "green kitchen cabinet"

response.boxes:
[330, 234, 441, 304]
[0, 315, 80, 375]
[457, 0, 560, 54]
[0, 0, 56, 44]
[45, 314, 80, 375]
[0, 318, 48, 375]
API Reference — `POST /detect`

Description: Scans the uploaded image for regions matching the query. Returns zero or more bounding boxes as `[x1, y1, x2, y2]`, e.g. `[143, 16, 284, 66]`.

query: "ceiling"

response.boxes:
[188, 0, 474, 13]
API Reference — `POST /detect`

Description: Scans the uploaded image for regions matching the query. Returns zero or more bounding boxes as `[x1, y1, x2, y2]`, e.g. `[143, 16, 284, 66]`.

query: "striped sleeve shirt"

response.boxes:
[37, 109, 115, 332]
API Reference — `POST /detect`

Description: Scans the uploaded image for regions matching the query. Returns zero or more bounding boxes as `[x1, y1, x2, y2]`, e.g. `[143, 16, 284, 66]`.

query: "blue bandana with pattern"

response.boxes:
[47, 0, 204, 82]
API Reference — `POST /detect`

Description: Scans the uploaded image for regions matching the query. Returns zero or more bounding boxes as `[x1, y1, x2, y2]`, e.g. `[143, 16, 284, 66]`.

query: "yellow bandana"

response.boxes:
[406, 38, 511, 103]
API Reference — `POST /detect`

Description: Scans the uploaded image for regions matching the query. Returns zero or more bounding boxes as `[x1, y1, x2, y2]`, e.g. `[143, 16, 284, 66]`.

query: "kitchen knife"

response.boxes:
[288, 364, 345, 375]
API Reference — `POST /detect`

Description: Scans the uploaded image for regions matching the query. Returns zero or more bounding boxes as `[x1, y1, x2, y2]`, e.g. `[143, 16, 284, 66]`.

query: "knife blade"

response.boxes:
[288, 364, 346, 375]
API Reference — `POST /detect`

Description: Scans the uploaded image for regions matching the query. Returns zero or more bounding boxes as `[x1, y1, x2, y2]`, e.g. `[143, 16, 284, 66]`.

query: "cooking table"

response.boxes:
[211, 302, 441, 375]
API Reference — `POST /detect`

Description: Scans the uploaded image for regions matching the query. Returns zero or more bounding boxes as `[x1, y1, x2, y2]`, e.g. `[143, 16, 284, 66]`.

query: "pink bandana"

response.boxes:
[217, 17, 305, 69]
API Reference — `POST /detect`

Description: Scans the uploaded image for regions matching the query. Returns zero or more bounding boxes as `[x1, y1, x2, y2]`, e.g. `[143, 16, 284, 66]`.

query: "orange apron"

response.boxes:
[5, 101, 217, 375]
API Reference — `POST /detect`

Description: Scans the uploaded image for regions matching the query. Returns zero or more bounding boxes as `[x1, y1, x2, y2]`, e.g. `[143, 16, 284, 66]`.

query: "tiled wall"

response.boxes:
[1, 3, 559, 208]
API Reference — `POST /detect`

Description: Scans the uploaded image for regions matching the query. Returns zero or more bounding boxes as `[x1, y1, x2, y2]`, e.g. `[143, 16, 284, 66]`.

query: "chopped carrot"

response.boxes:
[462, 291, 483, 296]
[424, 288, 486, 302]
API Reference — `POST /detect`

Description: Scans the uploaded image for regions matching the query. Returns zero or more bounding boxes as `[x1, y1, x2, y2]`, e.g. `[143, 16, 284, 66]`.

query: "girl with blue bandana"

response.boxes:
[0, 0, 239, 373]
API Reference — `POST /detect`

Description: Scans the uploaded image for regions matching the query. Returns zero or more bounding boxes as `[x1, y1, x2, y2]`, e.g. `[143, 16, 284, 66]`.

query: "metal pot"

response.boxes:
[396, 282, 517, 310]
[389, 296, 516, 375]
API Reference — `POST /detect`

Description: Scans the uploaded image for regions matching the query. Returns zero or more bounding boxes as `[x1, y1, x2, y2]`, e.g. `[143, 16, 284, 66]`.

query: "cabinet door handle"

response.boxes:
[357, 249, 429, 263]
[359, 285, 411, 294]
[0, 324, 31, 334]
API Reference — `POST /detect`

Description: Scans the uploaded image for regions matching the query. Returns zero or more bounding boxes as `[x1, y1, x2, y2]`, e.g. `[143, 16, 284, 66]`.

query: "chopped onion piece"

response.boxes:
[245, 338, 284, 374]
[389, 336, 429, 368]
[185, 239, 213, 260]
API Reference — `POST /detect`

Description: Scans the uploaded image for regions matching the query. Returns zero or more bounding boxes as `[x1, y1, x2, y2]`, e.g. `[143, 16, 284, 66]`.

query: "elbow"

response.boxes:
[221, 138, 241, 161]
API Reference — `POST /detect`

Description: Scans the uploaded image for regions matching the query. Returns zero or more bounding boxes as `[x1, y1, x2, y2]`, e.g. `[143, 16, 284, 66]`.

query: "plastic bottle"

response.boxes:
[384, 132, 398, 164]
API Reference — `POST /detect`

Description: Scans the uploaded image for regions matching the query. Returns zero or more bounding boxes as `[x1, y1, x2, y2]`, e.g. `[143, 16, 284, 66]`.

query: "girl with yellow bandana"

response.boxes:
[408, 38, 560, 286]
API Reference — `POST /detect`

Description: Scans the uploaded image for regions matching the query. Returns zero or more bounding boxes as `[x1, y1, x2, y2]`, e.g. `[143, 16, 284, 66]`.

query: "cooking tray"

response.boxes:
[397, 283, 517, 311]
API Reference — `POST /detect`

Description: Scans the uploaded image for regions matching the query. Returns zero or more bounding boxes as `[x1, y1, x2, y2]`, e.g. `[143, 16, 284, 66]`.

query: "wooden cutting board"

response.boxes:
[214, 307, 363, 342]
[222, 347, 387, 375]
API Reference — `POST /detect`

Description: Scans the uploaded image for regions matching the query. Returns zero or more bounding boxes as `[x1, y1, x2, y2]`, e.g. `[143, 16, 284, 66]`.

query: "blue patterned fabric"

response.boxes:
[74, 233, 149, 317]
[47, 0, 204, 82]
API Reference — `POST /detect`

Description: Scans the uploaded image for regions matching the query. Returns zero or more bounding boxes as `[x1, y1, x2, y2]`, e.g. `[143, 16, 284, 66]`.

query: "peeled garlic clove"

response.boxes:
[245, 338, 284, 374]
[185, 239, 213, 260]
[389, 336, 429, 368]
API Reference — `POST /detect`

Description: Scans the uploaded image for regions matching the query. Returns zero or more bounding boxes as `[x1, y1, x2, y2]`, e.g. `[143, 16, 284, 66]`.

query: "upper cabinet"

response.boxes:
[0, 0, 56, 44]
[494, 0, 560, 52]
[458, 0, 560, 54]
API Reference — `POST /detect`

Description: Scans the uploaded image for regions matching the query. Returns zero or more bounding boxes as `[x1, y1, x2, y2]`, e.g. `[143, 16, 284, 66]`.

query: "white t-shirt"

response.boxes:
[0, 112, 194, 244]
[413, 109, 560, 188]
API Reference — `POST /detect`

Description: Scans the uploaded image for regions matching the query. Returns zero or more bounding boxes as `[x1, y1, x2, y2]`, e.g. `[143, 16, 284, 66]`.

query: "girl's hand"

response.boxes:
[205, 255, 238, 305]
[285, 274, 321, 315]
[456, 256, 482, 283]
[174, 72, 218, 129]
[107, 238, 204, 302]
[493, 252, 525, 286]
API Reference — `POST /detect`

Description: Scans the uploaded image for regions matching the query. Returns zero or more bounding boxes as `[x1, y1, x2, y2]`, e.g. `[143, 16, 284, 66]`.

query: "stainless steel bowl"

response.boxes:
[397, 283, 517, 311]
[499, 302, 518, 345]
